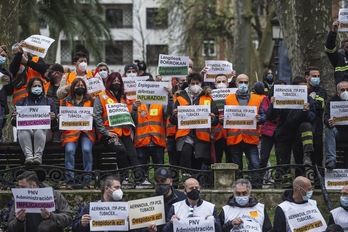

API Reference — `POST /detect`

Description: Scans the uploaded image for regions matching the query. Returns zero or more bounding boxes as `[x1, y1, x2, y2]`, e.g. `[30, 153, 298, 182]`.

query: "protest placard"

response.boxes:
[106, 103, 134, 127]
[23, 35, 55, 58]
[211, 88, 237, 111]
[178, 105, 211, 129]
[128, 196, 165, 230]
[325, 169, 348, 190]
[86, 77, 105, 96]
[283, 204, 327, 232]
[158, 54, 189, 77]
[136, 81, 169, 105]
[16, 105, 51, 130]
[273, 85, 307, 109]
[223, 105, 257, 129]
[12, 187, 55, 213]
[89, 202, 128, 231]
[59, 106, 93, 130]
[123, 76, 149, 100]
[339, 8, 348, 32]
[173, 217, 215, 232]
[204, 60, 233, 82]
[330, 101, 348, 125]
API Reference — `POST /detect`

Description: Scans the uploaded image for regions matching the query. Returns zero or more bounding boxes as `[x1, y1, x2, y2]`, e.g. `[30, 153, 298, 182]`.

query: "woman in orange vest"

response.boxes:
[60, 78, 95, 188]
[93, 72, 139, 172]
[169, 73, 219, 170]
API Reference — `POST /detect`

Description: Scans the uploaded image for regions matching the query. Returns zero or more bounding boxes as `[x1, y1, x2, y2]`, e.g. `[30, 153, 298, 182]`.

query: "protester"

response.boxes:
[273, 176, 326, 232]
[123, 63, 139, 77]
[134, 60, 153, 80]
[8, 171, 73, 232]
[94, 62, 109, 82]
[328, 185, 348, 229]
[163, 178, 221, 232]
[219, 179, 272, 232]
[45, 63, 64, 113]
[37, 220, 60, 232]
[60, 78, 95, 188]
[11, 77, 57, 165]
[262, 69, 275, 99]
[0, 68, 13, 142]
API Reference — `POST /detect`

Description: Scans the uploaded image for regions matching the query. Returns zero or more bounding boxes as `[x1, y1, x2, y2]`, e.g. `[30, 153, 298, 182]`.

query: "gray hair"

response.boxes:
[100, 175, 120, 194]
[232, 178, 252, 193]
[337, 81, 348, 91]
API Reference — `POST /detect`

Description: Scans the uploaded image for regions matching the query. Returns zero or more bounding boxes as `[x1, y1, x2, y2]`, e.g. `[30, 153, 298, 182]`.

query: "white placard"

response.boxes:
[158, 54, 189, 77]
[223, 105, 257, 129]
[330, 101, 348, 125]
[12, 187, 55, 213]
[86, 77, 105, 96]
[178, 105, 211, 129]
[23, 35, 55, 58]
[16, 105, 51, 130]
[106, 103, 134, 127]
[325, 169, 348, 190]
[89, 202, 129, 231]
[273, 85, 307, 109]
[173, 217, 215, 232]
[211, 88, 237, 111]
[128, 196, 165, 230]
[204, 60, 233, 82]
[136, 81, 169, 105]
[284, 204, 327, 232]
[59, 106, 93, 130]
[339, 8, 348, 32]
[123, 76, 149, 100]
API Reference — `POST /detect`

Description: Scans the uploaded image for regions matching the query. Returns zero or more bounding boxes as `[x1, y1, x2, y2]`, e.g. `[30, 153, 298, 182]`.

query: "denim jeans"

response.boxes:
[226, 141, 260, 170]
[325, 126, 348, 163]
[65, 133, 93, 183]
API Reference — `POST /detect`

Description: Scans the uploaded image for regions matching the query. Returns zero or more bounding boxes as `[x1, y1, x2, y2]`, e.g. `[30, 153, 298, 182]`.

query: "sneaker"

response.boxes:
[32, 155, 42, 165]
[326, 160, 336, 170]
[24, 156, 34, 165]
[135, 179, 153, 189]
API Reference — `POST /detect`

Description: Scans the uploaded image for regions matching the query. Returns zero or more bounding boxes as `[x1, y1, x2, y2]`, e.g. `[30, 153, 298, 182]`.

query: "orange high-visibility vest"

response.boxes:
[134, 103, 166, 148]
[66, 70, 93, 85]
[97, 91, 131, 139]
[166, 94, 177, 137]
[175, 95, 212, 142]
[225, 94, 262, 145]
[13, 56, 47, 105]
[60, 98, 96, 146]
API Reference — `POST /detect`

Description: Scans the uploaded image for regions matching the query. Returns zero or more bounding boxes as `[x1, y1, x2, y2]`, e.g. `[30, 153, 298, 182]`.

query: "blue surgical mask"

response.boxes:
[0, 56, 6, 66]
[310, 77, 320, 87]
[99, 70, 108, 79]
[266, 74, 273, 81]
[235, 196, 249, 206]
[341, 196, 348, 207]
[302, 190, 313, 201]
[126, 73, 137, 78]
[31, 86, 43, 95]
[238, 83, 248, 94]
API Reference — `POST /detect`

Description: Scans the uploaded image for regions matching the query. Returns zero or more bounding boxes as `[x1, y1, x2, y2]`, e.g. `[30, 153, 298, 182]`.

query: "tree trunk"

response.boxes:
[0, 0, 19, 46]
[274, 1, 334, 96]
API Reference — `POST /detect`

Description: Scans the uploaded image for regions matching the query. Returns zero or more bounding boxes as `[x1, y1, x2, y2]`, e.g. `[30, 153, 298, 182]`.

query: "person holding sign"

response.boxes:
[219, 178, 272, 232]
[0, 68, 13, 142]
[163, 178, 221, 232]
[273, 176, 326, 232]
[8, 171, 73, 232]
[324, 81, 348, 169]
[57, 51, 93, 100]
[11, 77, 58, 165]
[325, 19, 348, 85]
[60, 78, 95, 188]
[94, 72, 139, 172]
[328, 185, 348, 230]
[94, 62, 110, 82]
[169, 73, 219, 169]
[223, 74, 265, 188]
[72, 175, 125, 232]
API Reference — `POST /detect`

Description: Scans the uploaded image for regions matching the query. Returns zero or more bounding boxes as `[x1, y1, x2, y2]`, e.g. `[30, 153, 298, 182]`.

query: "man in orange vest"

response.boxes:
[170, 73, 219, 170]
[56, 51, 93, 99]
[223, 74, 265, 187]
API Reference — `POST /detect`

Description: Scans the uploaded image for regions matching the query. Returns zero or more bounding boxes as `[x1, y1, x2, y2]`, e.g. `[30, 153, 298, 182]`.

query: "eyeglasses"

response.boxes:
[340, 88, 348, 92]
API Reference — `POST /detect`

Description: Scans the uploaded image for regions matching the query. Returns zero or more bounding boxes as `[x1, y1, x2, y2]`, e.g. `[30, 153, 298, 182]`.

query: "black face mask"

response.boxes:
[111, 83, 121, 92]
[74, 87, 86, 96]
[186, 189, 200, 201]
[179, 82, 188, 90]
[155, 184, 171, 195]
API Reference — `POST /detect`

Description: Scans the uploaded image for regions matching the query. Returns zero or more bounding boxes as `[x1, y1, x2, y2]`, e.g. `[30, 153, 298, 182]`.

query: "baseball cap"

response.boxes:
[154, 167, 171, 179]
[124, 63, 138, 73]
[48, 63, 64, 73]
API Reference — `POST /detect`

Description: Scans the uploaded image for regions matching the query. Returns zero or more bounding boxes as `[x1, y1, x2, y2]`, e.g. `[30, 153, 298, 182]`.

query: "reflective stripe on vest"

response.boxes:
[225, 94, 261, 145]
[134, 103, 166, 148]
[175, 95, 212, 142]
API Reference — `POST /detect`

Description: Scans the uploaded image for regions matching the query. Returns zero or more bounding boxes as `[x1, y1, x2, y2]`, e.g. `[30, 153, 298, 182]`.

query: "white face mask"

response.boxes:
[111, 188, 123, 201]
[190, 84, 201, 94]
[99, 70, 108, 79]
[126, 73, 137, 78]
[340, 91, 348, 101]
[216, 83, 227, 89]
[78, 62, 87, 72]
